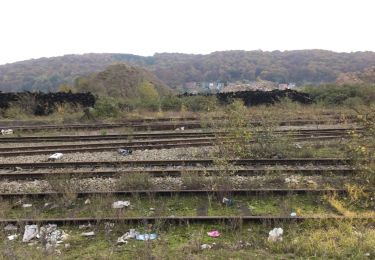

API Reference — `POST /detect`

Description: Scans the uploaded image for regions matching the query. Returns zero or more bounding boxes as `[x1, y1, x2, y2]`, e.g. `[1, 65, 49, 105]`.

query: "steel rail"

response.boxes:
[0, 158, 352, 169]
[0, 167, 354, 180]
[0, 119, 354, 132]
[0, 216, 372, 225]
[0, 128, 360, 143]
[0, 132, 355, 144]
[0, 189, 351, 198]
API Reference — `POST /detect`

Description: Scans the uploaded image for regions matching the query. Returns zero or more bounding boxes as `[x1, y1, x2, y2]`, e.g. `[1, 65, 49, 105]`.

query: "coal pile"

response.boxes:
[0, 92, 96, 115]
[180, 89, 313, 106]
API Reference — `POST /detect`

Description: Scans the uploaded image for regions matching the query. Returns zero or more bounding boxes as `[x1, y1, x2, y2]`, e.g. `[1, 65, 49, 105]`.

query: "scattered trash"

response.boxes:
[285, 177, 299, 186]
[39, 224, 68, 250]
[48, 153, 63, 161]
[290, 212, 297, 217]
[78, 223, 92, 230]
[104, 222, 115, 233]
[294, 143, 302, 149]
[136, 233, 158, 241]
[207, 230, 220, 238]
[22, 225, 39, 242]
[365, 253, 371, 257]
[81, 231, 95, 237]
[1, 129, 13, 135]
[84, 199, 91, 205]
[4, 224, 18, 231]
[175, 126, 185, 131]
[44, 202, 59, 210]
[8, 234, 18, 241]
[222, 197, 234, 207]
[15, 166, 23, 171]
[118, 149, 133, 156]
[22, 204, 33, 208]
[268, 227, 283, 242]
[117, 229, 139, 244]
[112, 201, 130, 209]
[201, 244, 212, 249]
[64, 243, 71, 249]
[117, 238, 128, 244]
[149, 208, 155, 211]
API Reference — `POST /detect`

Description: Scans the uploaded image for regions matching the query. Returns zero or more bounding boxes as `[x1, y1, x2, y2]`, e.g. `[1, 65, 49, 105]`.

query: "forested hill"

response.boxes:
[1, 50, 375, 92]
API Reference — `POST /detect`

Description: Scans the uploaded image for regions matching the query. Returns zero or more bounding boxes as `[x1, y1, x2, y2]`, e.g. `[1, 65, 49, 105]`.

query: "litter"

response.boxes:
[285, 177, 299, 184]
[22, 225, 39, 242]
[201, 244, 212, 249]
[4, 224, 18, 231]
[22, 203, 32, 208]
[39, 224, 68, 249]
[118, 149, 133, 156]
[104, 222, 115, 233]
[15, 167, 23, 171]
[84, 199, 91, 205]
[136, 233, 158, 241]
[207, 230, 220, 237]
[117, 238, 128, 244]
[290, 212, 297, 217]
[222, 197, 234, 207]
[81, 231, 95, 237]
[78, 223, 92, 230]
[175, 127, 185, 131]
[294, 143, 302, 149]
[8, 234, 18, 241]
[48, 153, 63, 161]
[117, 229, 139, 244]
[149, 208, 155, 211]
[112, 201, 130, 209]
[44, 202, 59, 210]
[268, 227, 283, 242]
[1, 129, 13, 135]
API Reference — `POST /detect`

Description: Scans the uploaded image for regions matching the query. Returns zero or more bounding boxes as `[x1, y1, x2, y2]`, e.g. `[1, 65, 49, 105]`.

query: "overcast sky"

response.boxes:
[0, 0, 374, 65]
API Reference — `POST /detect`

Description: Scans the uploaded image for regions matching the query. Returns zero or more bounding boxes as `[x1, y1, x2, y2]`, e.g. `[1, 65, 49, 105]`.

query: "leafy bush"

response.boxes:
[161, 95, 182, 111]
[92, 97, 120, 118]
[137, 81, 161, 111]
[304, 84, 375, 106]
[181, 96, 218, 112]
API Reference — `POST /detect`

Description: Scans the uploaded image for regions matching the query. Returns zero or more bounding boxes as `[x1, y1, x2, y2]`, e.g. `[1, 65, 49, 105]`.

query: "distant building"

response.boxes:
[278, 84, 288, 90]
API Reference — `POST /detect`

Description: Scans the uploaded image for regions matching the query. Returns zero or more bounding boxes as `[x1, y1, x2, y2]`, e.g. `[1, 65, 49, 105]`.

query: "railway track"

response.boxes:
[0, 158, 352, 170]
[0, 187, 372, 225]
[0, 127, 359, 143]
[0, 119, 355, 132]
[0, 216, 372, 225]
[0, 136, 350, 157]
[0, 166, 354, 180]
[0, 188, 351, 198]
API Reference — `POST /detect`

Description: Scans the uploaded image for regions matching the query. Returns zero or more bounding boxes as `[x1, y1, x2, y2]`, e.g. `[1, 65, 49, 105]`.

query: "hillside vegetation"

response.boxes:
[74, 64, 170, 98]
[1, 50, 375, 92]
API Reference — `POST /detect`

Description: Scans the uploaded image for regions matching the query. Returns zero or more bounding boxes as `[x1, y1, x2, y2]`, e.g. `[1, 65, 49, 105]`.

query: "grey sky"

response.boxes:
[0, 0, 374, 65]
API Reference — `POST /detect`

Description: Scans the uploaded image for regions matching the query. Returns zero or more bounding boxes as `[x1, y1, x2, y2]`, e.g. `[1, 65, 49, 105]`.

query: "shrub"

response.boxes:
[304, 84, 375, 106]
[161, 95, 182, 111]
[92, 97, 120, 118]
[181, 96, 218, 112]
